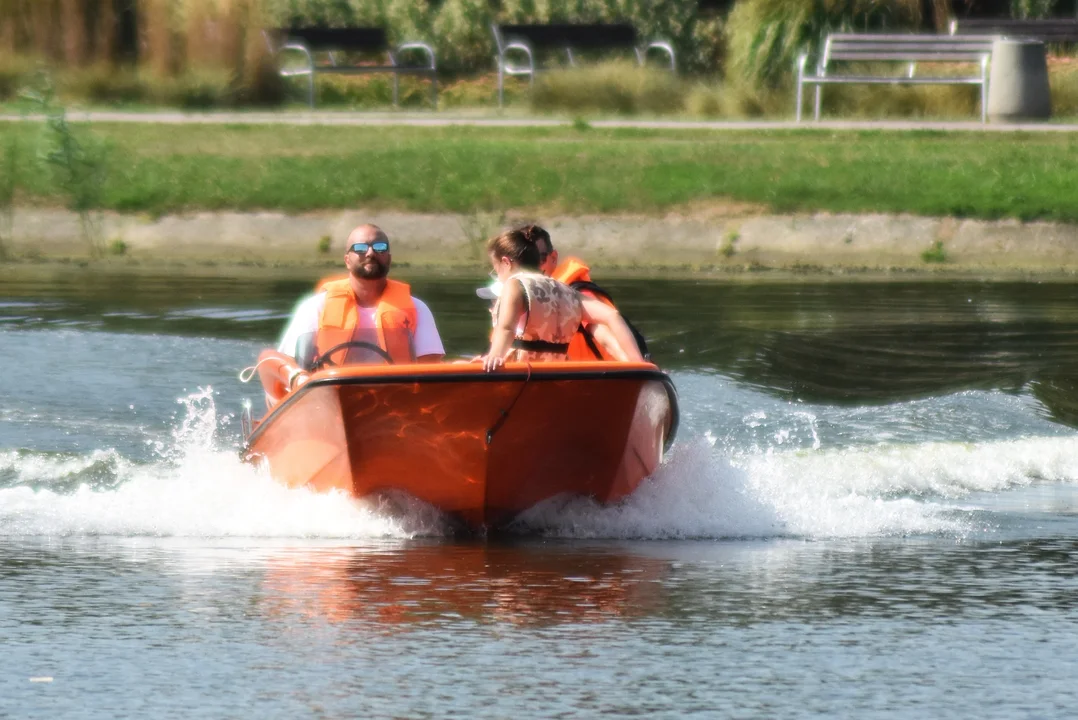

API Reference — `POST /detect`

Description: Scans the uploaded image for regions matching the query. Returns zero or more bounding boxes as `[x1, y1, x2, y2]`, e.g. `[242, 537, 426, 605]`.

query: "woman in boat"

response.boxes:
[481, 226, 644, 372]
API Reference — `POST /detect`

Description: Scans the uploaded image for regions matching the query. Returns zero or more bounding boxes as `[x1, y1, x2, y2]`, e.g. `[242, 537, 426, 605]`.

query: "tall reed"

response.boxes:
[725, 0, 923, 88]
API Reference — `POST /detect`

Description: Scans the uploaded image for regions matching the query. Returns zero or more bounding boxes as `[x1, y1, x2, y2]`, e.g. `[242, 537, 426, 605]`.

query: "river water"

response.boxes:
[3, 267, 1078, 718]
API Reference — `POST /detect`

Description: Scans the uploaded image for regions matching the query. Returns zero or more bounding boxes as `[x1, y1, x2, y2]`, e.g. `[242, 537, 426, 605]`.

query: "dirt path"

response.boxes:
[3, 111, 1078, 132]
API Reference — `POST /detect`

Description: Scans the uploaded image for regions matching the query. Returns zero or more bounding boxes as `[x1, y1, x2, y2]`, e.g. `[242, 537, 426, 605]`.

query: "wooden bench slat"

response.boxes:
[829, 42, 993, 51]
[811, 76, 985, 84]
[828, 34, 994, 43]
[951, 18, 1078, 43]
[829, 52, 990, 62]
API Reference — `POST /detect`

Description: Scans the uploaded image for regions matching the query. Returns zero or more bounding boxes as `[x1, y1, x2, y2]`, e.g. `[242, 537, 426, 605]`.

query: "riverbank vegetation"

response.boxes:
[4, 122, 1078, 222]
[4, 0, 1075, 118]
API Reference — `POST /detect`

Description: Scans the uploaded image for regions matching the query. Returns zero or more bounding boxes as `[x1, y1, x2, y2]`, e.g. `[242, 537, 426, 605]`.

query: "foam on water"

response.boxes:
[515, 434, 1078, 540]
[0, 390, 443, 539]
[3, 389, 1077, 541]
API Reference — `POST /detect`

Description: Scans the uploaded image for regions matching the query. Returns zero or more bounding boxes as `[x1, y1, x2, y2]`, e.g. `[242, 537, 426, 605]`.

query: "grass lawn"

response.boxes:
[5, 121, 1078, 221]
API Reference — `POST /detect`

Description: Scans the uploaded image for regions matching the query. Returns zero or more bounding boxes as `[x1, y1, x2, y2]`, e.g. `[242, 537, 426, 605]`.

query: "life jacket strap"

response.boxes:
[578, 324, 604, 359]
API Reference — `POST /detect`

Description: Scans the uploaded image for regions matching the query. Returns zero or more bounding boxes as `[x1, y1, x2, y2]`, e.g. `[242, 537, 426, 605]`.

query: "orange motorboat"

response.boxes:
[241, 349, 678, 533]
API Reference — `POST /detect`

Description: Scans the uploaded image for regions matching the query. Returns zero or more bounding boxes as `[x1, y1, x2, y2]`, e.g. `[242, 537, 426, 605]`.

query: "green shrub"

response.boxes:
[58, 66, 152, 105]
[720, 230, 740, 257]
[0, 55, 32, 101]
[812, 78, 978, 119]
[921, 240, 946, 264]
[1012, 0, 1058, 18]
[531, 61, 685, 115]
[684, 82, 725, 118]
[1049, 61, 1078, 118]
[438, 73, 517, 108]
[303, 73, 435, 108]
[157, 68, 237, 109]
[431, 0, 497, 74]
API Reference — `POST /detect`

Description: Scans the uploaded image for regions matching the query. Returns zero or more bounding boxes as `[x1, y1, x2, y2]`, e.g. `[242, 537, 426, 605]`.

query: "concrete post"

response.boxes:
[987, 38, 1052, 123]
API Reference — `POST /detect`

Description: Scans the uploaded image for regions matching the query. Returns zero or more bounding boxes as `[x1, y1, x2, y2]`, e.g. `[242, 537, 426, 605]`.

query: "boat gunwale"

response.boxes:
[243, 364, 679, 451]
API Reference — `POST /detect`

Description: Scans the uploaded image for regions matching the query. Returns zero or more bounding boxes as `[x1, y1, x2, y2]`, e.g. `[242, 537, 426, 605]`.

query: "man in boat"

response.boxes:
[480, 224, 649, 362]
[277, 224, 444, 390]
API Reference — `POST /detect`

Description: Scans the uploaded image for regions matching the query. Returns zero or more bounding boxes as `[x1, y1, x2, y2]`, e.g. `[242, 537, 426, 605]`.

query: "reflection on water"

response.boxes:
[4, 535, 1077, 717]
[6, 269, 1078, 418]
[9, 537, 1074, 632]
[159, 537, 1078, 628]
[261, 542, 669, 627]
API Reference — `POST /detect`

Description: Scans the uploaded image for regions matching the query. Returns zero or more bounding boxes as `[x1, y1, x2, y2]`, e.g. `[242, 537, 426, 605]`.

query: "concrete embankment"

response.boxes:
[6, 207, 1078, 274]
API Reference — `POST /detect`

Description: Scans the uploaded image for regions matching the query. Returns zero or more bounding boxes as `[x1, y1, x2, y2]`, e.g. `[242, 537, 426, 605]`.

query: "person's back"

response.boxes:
[505, 271, 582, 363]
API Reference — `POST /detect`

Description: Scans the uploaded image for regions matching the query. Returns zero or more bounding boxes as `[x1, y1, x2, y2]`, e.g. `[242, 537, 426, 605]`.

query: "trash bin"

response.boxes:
[987, 38, 1051, 122]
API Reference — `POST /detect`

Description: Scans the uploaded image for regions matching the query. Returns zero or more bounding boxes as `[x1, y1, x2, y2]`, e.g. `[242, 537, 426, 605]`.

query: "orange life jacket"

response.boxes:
[315, 276, 418, 365]
[553, 258, 617, 361]
[553, 257, 593, 287]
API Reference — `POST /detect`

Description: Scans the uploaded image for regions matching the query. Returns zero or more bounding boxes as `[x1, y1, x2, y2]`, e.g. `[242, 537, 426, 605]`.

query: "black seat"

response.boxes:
[272, 27, 391, 53]
[499, 23, 638, 51]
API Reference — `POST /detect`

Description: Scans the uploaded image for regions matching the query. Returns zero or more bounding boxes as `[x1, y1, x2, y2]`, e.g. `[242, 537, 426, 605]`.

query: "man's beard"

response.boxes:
[353, 261, 388, 280]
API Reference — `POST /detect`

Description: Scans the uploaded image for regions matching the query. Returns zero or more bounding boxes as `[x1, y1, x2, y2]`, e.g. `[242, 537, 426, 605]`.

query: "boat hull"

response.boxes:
[243, 361, 678, 532]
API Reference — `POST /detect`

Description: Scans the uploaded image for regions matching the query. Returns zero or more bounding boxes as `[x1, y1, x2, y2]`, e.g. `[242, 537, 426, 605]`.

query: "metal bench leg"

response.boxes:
[814, 85, 822, 121]
[393, 74, 399, 108]
[795, 54, 806, 123]
[308, 71, 315, 109]
[498, 58, 504, 109]
[431, 74, 437, 110]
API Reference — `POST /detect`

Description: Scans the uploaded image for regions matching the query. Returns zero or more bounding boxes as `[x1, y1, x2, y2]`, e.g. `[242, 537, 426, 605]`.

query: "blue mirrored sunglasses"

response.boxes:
[350, 241, 389, 254]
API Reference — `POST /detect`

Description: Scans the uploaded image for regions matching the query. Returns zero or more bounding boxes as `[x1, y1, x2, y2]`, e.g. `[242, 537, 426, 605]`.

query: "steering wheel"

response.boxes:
[311, 341, 394, 370]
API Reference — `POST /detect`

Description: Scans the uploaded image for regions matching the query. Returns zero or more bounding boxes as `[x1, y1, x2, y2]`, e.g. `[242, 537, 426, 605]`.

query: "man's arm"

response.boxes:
[277, 293, 324, 360]
[412, 297, 445, 363]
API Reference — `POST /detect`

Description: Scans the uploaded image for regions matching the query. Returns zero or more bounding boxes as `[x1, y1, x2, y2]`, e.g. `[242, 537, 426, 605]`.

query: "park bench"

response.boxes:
[491, 22, 676, 107]
[265, 27, 437, 109]
[949, 18, 1078, 44]
[795, 33, 996, 123]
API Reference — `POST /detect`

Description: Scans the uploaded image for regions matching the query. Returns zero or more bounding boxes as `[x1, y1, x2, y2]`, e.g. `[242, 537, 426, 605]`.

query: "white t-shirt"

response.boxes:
[277, 292, 445, 359]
